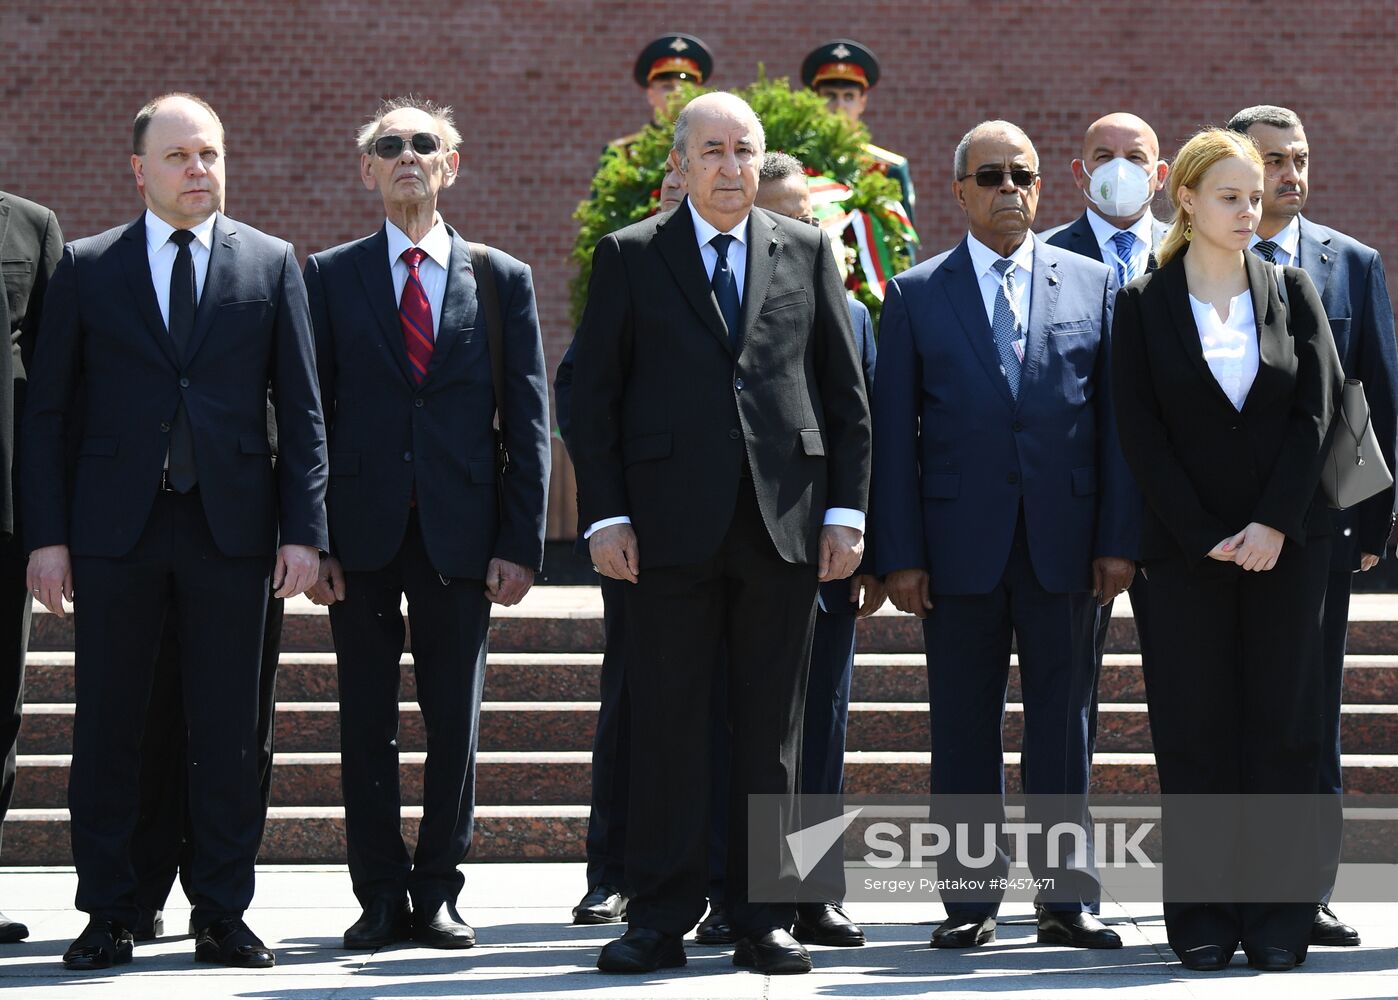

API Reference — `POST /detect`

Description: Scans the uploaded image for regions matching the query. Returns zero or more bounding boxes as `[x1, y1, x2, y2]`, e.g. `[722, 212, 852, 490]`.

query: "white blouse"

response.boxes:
[1189, 290, 1258, 411]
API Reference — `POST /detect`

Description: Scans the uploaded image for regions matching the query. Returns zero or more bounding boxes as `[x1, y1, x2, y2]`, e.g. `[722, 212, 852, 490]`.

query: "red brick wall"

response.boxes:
[5, 0, 1395, 536]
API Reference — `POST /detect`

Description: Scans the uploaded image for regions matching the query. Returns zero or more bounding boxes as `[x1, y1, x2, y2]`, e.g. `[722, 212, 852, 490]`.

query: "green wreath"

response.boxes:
[569, 72, 916, 326]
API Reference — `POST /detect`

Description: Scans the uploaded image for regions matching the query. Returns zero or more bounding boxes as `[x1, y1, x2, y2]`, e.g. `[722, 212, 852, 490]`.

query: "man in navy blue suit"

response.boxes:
[1229, 104, 1398, 949]
[303, 97, 550, 952]
[23, 93, 327, 970]
[872, 121, 1138, 951]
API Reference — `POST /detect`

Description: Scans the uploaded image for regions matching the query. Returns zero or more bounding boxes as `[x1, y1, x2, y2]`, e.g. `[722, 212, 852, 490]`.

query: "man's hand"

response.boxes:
[590, 524, 639, 583]
[27, 544, 72, 617]
[817, 525, 864, 583]
[885, 568, 933, 619]
[1092, 557, 1136, 607]
[274, 544, 321, 598]
[850, 573, 887, 618]
[306, 556, 347, 607]
[1359, 552, 1381, 572]
[1212, 522, 1284, 572]
[486, 558, 535, 606]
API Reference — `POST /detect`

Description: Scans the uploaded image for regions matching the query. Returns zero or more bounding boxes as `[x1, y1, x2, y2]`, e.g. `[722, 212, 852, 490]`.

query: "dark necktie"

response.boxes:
[709, 234, 741, 351]
[166, 230, 198, 492]
[399, 247, 435, 383]
[1253, 239, 1279, 263]
[1109, 230, 1137, 284]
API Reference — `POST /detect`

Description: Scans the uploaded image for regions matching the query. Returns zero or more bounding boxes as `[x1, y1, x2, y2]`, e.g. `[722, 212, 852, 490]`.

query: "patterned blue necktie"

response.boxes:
[1252, 239, 1279, 263]
[991, 258, 1022, 400]
[1109, 230, 1137, 284]
[709, 234, 741, 350]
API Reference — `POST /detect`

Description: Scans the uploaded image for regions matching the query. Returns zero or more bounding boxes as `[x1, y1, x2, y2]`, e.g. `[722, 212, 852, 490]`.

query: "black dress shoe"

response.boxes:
[1247, 946, 1298, 971]
[572, 885, 627, 925]
[929, 913, 996, 948]
[132, 908, 164, 943]
[1178, 944, 1230, 971]
[194, 917, 275, 968]
[1312, 904, 1360, 946]
[1036, 908, 1122, 949]
[733, 928, 811, 974]
[344, 896, 413, 950]
[63, 919, 134, 970]
[0, 911, 29, 943]
[694, 903, 736, 945]
[793, 902, 865, 946]
[412, 900, 476, 949]
[597, 927, 686, 972]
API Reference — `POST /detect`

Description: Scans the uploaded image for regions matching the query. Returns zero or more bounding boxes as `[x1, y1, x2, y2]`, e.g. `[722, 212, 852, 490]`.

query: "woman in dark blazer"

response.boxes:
[1111, 128, 1342, 972]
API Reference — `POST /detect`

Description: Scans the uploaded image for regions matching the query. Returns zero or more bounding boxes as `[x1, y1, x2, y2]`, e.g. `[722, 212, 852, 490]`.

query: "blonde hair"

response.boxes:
[1157, 127, 1263, 267]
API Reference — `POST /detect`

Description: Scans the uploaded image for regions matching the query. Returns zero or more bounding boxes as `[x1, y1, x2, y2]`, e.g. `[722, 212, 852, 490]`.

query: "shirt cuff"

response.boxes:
[823, 508, 866, 533]
[585, 516, 631, 539]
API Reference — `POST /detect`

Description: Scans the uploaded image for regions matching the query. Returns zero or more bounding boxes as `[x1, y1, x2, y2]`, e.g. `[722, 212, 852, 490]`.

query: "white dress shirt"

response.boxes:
[385, 214, 452, 337]
[145, 209, 216, 327]
[965, 231, 1034, 337]
[1191, 290, 1259, 411]
[1249, 215, 1301, 266]
[586, 199, 865, 540]
[1085, 207, 1157, 279]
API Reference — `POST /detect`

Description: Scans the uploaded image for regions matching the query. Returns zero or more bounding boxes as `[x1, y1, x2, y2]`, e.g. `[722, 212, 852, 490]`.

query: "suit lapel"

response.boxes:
[183, 213, 237, 364]
[737, 210, 780, 354]
[656, 198, 732, 355]
[355, 227, 417, 386]
[1297, 216, 1334, 300]
[425, 229, 479, 381]
[941, 240, 1014, 408]
[1242, 250, 1283, 416]
[118, 216, 179, 368]
[1019, 243, 1061, 408]
[1066, 213, 1104, 263]
[1161, 256, 1240, 413]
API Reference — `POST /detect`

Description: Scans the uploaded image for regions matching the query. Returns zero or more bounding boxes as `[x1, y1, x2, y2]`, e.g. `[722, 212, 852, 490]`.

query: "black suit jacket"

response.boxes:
[0, 191, 63, 543]
[1041, 210, 1169, 271]
[569, 199, 870, 569]
[1111, 250, 1342, 562]
[22, 212, 328, 558]
[305, 225, 550, 577]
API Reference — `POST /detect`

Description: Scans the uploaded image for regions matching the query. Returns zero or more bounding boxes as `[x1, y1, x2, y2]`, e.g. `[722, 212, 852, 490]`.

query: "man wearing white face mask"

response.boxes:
[1041, 112, 1168, 768]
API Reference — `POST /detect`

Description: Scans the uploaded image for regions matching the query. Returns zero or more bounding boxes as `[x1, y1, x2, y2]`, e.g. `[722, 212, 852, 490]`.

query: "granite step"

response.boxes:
[7, 803, 1396, 865]
[19, 700, 1398, 756]
[22, 651, 1398, 705]
[12, 750, 1398, 809]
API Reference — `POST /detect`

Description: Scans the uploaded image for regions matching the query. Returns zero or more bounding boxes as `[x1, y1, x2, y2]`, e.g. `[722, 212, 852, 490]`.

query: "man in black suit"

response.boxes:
[0, 190, 62, 943]
[22, 93, 327, 970]
[1041, 111, 1167, 785]
[1229, 104, 1398, 949]
[570, 92, 871, 976]
[303, 96, 551, 951]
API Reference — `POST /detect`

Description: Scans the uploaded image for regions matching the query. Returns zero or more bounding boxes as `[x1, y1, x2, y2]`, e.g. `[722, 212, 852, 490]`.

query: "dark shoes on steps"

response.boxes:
[63, 919, 134, 970]
[597, 927, 686, 972]
[732, 928, 811, 974]
[343, 896, 413, 950]
[572, 884, 627, 925]
[1036, 908, 1122, 949]
[194, 917, 275, 968]
[793, 902, 865, 946]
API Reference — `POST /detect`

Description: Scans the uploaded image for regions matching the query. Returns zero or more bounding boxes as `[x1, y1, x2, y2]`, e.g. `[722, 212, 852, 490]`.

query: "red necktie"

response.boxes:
[399, 247, 434, 383]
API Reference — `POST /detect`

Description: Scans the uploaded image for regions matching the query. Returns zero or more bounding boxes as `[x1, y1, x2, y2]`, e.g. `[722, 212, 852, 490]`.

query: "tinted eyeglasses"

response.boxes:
[959, 167, 1039, 189]
[372, 133, 442, 159]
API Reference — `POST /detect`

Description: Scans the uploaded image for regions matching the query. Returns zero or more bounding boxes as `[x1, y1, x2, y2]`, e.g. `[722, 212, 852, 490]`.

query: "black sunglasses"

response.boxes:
[959, 167, 1039, 189]
[373, 132, 442, 159]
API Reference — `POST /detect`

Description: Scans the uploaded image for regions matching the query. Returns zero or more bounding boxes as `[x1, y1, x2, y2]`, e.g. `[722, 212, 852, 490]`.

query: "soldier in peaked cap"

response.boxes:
[609, 33, 715, 151]
[802, 38, 917, 234]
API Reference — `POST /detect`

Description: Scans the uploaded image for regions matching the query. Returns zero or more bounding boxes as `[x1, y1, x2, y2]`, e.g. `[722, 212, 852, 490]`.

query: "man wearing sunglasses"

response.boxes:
[871, 120, 1138, 952]
[23, 92, 327, 970]
[303, 97, 550, 952]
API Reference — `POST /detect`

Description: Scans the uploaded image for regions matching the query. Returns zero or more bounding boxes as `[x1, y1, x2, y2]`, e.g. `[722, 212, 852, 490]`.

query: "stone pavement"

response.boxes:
[0, 864, 1395, 999]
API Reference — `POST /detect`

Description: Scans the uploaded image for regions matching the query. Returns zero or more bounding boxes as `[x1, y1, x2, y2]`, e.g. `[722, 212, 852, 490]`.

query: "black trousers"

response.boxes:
[622, 482, 817, 937]
[69, 492, 271, 928]
[0, 548, 30, 859]
[1090, 573, 1152, 758]
[131, 595, 284, 915]
[799, 604, 858, 901]
[922, 512, 1100, 917]
[1318, 567, 1353, 904]
[329, 512, 489, 909]
[1144, 539, 1331, 958]
[583, 576, 631, 892]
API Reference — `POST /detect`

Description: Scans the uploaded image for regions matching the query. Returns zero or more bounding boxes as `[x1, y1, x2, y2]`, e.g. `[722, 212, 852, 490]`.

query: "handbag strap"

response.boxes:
[467, 241, 506, 439]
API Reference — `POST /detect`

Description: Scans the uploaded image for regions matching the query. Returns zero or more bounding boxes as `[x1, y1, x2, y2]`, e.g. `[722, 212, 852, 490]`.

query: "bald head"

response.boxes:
[1082, 112, 1159, 163]
[673, 92, 766, 165]
[133, 92, 225, 156]
[671, 92, 766, 232]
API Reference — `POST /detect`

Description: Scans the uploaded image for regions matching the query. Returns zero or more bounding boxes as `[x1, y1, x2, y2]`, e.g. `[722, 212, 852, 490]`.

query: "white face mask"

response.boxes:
[1085, 157, 1153, 218]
